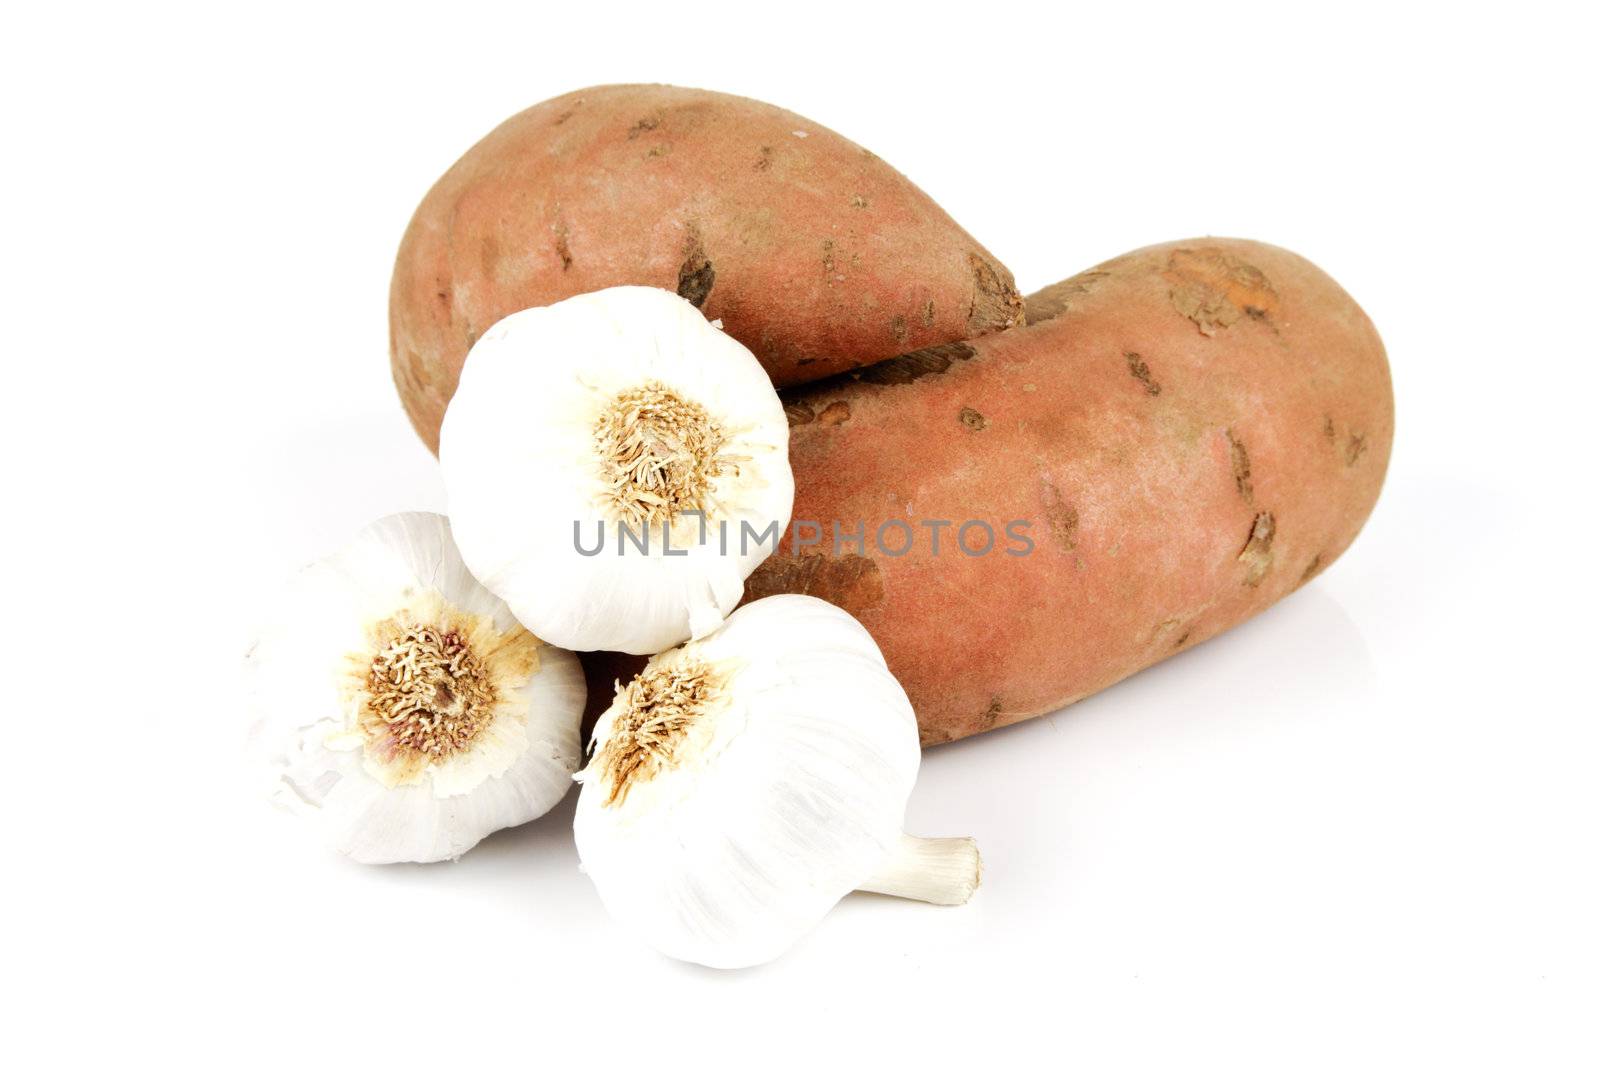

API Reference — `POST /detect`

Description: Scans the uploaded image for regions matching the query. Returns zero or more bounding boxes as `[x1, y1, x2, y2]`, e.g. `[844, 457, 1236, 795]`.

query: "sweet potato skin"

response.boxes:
[390, 84, 1022, 452]
[743, 238, 1393, 744]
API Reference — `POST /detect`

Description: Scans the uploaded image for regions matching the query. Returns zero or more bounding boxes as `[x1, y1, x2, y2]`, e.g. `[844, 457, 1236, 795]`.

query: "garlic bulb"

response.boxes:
[573, 594, 980, 968]
[439, 286, 794, 655]
[248, 512, 585, 863]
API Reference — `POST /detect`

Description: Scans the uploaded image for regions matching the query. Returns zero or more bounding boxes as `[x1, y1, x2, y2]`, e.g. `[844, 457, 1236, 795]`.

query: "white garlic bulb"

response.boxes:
[439, 286, 794, 655]
[247, 512, 585, 863]
[573, 594, 980, 969]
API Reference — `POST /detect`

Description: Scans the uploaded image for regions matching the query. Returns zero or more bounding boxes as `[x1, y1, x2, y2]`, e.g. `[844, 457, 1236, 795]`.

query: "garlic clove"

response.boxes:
[439, 286, 794, 655]
[573, 594, 979, 968]
[248, 512, 585, 863]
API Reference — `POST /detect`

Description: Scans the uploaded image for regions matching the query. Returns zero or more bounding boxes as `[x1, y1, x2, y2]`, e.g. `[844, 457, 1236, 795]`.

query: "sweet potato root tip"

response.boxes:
[968, 252, 1026, 332]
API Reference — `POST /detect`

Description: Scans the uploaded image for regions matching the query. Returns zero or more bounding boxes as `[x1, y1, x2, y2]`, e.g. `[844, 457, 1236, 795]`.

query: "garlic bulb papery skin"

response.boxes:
[438, 286, 794, 655]
[247, 512, 585, 864]
[573, 594, 980, 969]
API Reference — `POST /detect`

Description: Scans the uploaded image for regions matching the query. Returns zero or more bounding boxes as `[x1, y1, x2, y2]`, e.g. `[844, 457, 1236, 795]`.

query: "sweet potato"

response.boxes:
[390, 84, 1022, 452]
[740, 238, 1393, 744]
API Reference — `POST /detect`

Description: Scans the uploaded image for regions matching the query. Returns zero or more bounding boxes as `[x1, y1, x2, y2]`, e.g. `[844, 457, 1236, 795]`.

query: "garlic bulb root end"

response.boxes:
[857, 833, 981, 906]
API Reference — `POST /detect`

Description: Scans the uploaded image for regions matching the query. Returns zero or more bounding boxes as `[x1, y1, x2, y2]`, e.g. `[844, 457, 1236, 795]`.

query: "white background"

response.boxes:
[7, 2, 1597, 1063]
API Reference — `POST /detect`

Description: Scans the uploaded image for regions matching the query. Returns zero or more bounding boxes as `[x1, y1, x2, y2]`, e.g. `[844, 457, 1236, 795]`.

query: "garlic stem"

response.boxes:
[857, 833, 981, 905]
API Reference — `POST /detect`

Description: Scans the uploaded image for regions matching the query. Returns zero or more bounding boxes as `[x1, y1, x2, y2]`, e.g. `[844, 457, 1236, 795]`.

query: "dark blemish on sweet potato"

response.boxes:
[1152, 618, 1183, 644]
[891, 315, 908, 343]
[1239, 512, 1276, 587]
[784, 402, 815, 427]
[919, 724, 956, 747]
[858, 341, 978, 385]
[1125, 351, 1162, 396]
[1041, 480, 1079, 552]
[1164, 248, 1279, 337]
[821, 240, 837, 275]
[645, 143, 672, 159]
[553, 108, 577, 126]
[742, 552, 884, 614]
[923, 299, 936, 327]
[1176, 630, 1192, 648]
[1227, 429, 1254, 503]
[817, 401, 851, 427]
[626, 115, 660, 139]
[959, 407, 987, 431]
[795, 357, 816, 366]
[676, 226, 715, 309]
[553, 224, 572, 271]
[1025, 269, 1110, 324]
[1299, 553, 1325, 586]
[982, 698, 1002, 728]
[968, 252, 1026, 332]
[754, 145, 773, 171]
[1324, 415, 1337, 441]
[1346, 433, 1368, 466]
[851, 195, 868, 208]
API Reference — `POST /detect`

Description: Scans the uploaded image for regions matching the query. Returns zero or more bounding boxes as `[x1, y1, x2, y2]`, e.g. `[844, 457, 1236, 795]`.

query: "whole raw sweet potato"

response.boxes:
[741, 238, 1393, 745]
[390, 84, 1022, 451]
